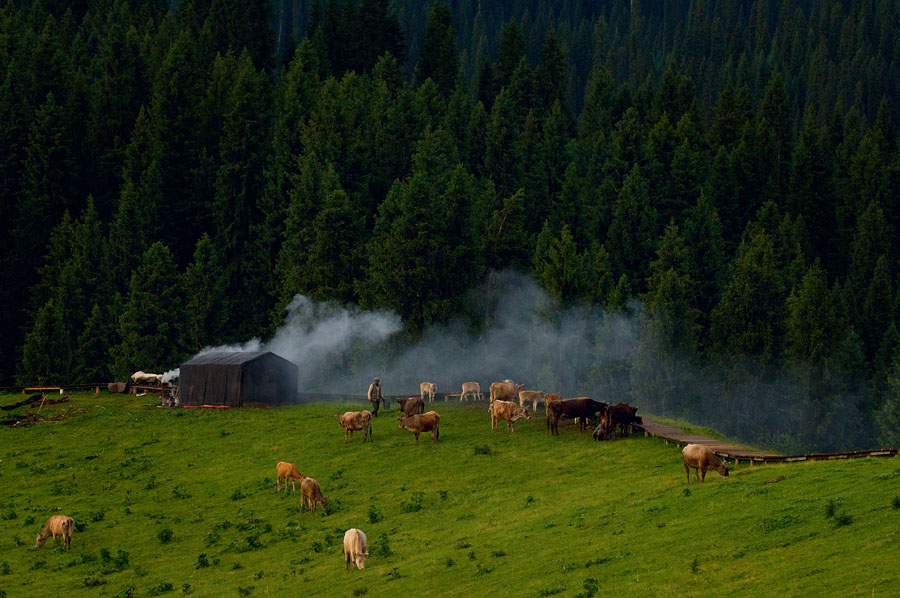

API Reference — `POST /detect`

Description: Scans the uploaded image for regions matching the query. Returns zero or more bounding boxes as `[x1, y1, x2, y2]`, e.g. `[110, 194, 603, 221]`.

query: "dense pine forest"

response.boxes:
[3, 0, 900, 451]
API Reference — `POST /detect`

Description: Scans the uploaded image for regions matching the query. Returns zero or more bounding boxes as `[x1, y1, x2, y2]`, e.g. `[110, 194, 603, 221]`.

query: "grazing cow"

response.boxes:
[489, 381, 524, 403]
[396, 396, 425, 417]
[343, 528, 369, 570]
[460, 382, 482, 402]
[682, 444, 729, 483]
[276, 461, 304, 492]
[398, 411, 440, 445]
[547, 398, 609, 435]
[131, 370, 163, 385]
[301, 477, 326, 511]
[490, 400, 530, 432]
[335, 410, 373, 443]
[420, 382, 437, 403]
[518, 390, 546, 411]
[35, 515, 74, 549]
[594, 402, 643, 440]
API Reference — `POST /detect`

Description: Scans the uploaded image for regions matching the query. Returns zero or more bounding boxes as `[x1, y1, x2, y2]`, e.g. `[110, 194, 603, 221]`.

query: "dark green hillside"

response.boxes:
[0, 393, 899, 596]
[3, 1, 900, 452]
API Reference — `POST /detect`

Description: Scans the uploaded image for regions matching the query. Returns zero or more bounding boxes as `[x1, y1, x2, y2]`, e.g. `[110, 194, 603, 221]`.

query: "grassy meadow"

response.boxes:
[1, 392, 899, 598]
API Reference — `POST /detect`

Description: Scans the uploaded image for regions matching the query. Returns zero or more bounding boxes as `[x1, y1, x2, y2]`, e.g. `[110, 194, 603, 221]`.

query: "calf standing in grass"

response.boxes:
[301, 477, 327, 512]
[398, 411, 440, 444]
[35, 515, 74, 549]
[343, 528, 368, 570]
[276, 461, 304, 492]
[682, 444, 729, 483]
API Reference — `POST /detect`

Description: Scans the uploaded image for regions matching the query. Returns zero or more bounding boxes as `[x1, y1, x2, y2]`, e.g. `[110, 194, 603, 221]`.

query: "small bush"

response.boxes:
[491, 550, 506, 557]
[311, 541, 323, 553]
[253, 571, 264, 580]
[576, 577, 598, 598]
[445, 558, 455, 567]
[158, 528, 174, 544]
[2, 510, 16, 521]
[91, 510, 105, 522]
[892, 496, 900, 510]
[352, 588, 368, 596]
[147, 582, 174, 596]
[691, 558, 700, 574]
[0, 562, 10, 575]
[824, 499, 836, 518]
[682, 488, 691, 497]
[231, 488, 247, 501]
[30, 561, 46, 571]
[368, 504, 383, 523]
[400, 492, 424, 513]
[117, 584, 135, 598]
[83, 576, 106, 588]
[182, 584, 193, 595]
[237, 586, 254, 596]
[172, 485, 191, 499]
[475, 563, 493, 576]
[473, 445, 492, 455]
[195, 554, 210, 569]
[538, 588, 564, 596]
[23, 515, 35, 525]
[439, 490, 448, 500]
[386, 567, 404, 580]
[373, 532, 393, 558]
[834, 512, 853, 527]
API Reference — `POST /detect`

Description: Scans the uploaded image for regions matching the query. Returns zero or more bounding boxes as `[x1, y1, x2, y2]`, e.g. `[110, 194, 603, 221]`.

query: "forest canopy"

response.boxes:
[2, 0, 900, 451]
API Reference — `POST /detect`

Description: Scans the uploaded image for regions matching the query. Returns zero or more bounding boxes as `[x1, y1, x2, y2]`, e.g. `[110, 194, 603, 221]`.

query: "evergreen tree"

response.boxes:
[183, 234, 227, 352]
[533, 222, 584, 302]
[414, 3, 457, 96]
[114, 242, 188, 377]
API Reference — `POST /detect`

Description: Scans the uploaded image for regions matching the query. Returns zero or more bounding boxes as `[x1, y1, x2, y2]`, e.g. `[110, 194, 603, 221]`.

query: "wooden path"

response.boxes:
[637, 417, 897, 466]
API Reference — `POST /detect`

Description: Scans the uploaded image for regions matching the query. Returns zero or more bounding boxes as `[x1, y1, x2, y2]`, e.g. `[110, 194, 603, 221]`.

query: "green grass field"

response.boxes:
[1, 392, 899, 598]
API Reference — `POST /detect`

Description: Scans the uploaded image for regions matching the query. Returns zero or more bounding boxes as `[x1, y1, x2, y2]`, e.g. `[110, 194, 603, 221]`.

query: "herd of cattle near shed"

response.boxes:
[31, 377, 729, 568]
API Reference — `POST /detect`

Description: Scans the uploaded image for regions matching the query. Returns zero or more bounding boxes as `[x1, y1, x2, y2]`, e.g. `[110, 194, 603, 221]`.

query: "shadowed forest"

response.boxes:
[3, 0, 900, 451]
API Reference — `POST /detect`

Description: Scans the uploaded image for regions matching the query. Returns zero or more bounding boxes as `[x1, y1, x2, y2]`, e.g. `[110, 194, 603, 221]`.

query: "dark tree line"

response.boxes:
[3, 0, 900, 449]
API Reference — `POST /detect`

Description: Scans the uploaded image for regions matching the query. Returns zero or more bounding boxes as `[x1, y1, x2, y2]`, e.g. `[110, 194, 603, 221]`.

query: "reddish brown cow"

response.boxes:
[489, 381, 524, 403]
[546, 397, 609, 435]
[335, 410, 373, 443]
[276, 461, 304, 492]
[301, 477, 327, 511]
[593, 402, 643, 440]
[490, 400, 530, 432]
[398, 411, 440, 445]
[682, 444, 729, 483]
[396, 396, 425, 417]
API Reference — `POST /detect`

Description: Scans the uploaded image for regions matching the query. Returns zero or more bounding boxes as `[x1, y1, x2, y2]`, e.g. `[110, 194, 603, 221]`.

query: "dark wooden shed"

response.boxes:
[178, 351, 298, 407]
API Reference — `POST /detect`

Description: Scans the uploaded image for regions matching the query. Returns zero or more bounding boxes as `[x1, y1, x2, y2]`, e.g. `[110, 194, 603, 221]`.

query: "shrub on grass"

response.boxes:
[237, 586, 254, 596]
[182, 583, 192, 595]
[158, 528, 173, 544]
[195, 554, 210, 569]
[401, 492, 424, 513]
[892, 496, 900, 509]
[23, 515, 35, 525]
[353, 588, 368, 596]
[83, 576, 105, 587]
[473, 445, 492, 455]
[576, 578, 598, 597]
[833, 512, 853, 527]
[373, 533, 393, 558]
[117, 584, 135, 597]
[147, 582, 174, 595]
[0, 562, 10, 575]
[368, 504, 383, 523]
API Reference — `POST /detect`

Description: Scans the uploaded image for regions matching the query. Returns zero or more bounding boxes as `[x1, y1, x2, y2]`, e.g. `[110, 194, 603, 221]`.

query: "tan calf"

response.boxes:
[35, 515, 74, 550]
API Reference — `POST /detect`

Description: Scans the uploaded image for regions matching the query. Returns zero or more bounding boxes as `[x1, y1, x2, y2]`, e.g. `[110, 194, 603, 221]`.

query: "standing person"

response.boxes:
[368, 378, 384, 416]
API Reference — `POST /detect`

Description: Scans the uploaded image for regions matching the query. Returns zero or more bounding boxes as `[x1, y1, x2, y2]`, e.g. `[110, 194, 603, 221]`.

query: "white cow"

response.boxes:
[343, 528, 368, 570]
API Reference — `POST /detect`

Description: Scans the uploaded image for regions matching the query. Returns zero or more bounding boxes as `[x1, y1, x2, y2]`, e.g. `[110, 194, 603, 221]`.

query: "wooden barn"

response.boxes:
[178, 351, 298, 407]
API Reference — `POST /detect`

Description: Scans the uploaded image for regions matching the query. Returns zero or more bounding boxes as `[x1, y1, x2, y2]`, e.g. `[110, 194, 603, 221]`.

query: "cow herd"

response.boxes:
[28, 379, 728, 566]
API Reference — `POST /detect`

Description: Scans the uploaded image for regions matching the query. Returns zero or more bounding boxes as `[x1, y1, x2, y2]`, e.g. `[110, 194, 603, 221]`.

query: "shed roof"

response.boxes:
[181, 351, 272, 366]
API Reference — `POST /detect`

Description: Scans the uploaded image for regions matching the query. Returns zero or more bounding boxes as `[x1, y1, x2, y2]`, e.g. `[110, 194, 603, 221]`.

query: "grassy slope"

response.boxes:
[1, 393, 899, 598]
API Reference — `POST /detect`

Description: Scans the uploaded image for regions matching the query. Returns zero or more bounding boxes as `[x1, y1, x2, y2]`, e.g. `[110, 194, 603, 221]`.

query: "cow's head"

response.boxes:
[34, 534, 46, 548]
[717, 461, 729, 477]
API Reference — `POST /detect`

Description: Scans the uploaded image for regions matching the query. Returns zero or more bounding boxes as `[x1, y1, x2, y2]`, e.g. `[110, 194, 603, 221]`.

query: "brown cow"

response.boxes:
[595, 402, 643, 440]
[35, 515, 74, 549]
[518, 389, 546, 411]
[460, 382, 483, 402]
[682, 444, 729, 483]
[420, 382, 437, 402]
[301, 476, 327, 511]
[547, 397, 609, 435]
[490, 400, 530, 432]
[276, 461, 304, 492]
[343, 528, 369, 570]
[489, 381, 524, 403]
[396, 396, 425, 417]
[398, 411, 440, 445]
[335, 410, 373, 443]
